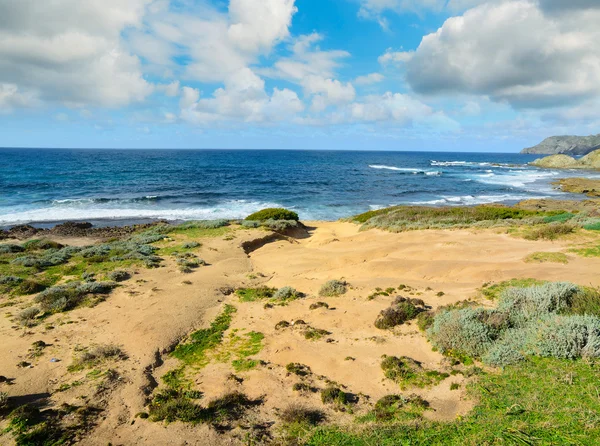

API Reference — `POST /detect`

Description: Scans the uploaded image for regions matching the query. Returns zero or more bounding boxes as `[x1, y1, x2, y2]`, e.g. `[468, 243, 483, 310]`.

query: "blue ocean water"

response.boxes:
[0, 148, 597, 226]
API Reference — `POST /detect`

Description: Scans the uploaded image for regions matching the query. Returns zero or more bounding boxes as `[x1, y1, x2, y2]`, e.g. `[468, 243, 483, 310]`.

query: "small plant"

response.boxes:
[321, 387, 349, 405]
[245, 208, 299, 222]
[381, 355, 449, 389]
[279, 404, 325, 426]
[375, 298, 426, 330]
[450, 383, 460, 390]
[15, 279, 47, 295]
[236, 287, 276, 302]
[69, 344, 126, 371]
[275, 320, 291, 330]
[292, 382, 316, 392]
[107, 270, 131, 282]
[310, 301, 329, 310]
[319, 280, 347, 297]
[273, 286, 302, 301]
[18, 307, 41, 326]
[416, 312, 435, 331]
[523, 223, 575, 241]
[304, 326, 332, 340]
[182, 241, 201, 249]
[286, 363, 311, 377]
[373, 394, 429, 421]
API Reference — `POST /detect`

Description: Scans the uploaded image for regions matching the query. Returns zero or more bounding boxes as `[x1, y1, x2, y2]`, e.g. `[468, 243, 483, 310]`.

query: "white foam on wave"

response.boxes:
[474, 169, 559, 189]
[409, 193, 550, 206]
[369, 165, 441, 176]
[0, 200, 286, 225]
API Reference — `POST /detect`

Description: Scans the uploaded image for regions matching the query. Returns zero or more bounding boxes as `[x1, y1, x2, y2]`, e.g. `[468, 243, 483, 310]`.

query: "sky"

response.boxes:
[0, 0, 599, 152]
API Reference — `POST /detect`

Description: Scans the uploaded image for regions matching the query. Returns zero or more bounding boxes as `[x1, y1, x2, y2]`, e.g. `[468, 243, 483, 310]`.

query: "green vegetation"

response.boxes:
[351, 205, 568, 231]
[571, 244, 600, 257]
[584, 222, 600, 231]
[523, 251, 569, 264]
[0, 391, 8, 409]
[245, 208, 299, 222]
[319, 280, 347, 297]
[321, 387, 350, 406]
[522, 223, 575, 240]
[361, 394, 429, 423]
[304, 358, 600, 445]
[375, 297, 426, 329]
[304, 326, 332, 341]
[381, 356, 449, 389]
[172, 305, 236, 365]
[236, 286, 276, 302]
[480, 278, 546, 300]
[429, 282, 600, 368]
[68, 344, 126, 372]
[149, 390, 257, 425]
[280, 404, 325, 426]
[286, 363, 311, 377]
[232, 358, 261, 372]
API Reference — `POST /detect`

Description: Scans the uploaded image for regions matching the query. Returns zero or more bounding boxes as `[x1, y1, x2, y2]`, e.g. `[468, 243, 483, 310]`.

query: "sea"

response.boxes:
[1, 148, 598, 227]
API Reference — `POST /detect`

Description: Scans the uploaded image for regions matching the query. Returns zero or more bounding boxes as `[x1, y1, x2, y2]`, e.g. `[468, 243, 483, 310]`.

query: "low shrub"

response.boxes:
[245, 208, 299, 222]
[523, 223, 575, 241]
[0, 244, 25, 254]
[149, 389, 205, 422]
[107, 270, 130, 282]
[375, 298, 426, 330]
[280, 404, 325, 426]
[70, 344, 126, 371]
[286, 363, 311, 377]
[304, 326, 331, 340]
[309, 302, 329, 310]
[35, 281, 117, 313]
[15, 279, 47, 295]
[176, 220, 229, 230]
[182, 241, 201, 249]
[18, 307, 40, 326]
[381, 356, 449, 389]
[321, 387, 349, 405]
[416, 312, 435, 331]
[22, 239, 63, 251]
[319, 280, 347, 297]
[273, 286, 302, 301]
[524, 252, 569, 264]
[373, 394, 429, 421]
[0, 275, 23, 285]
[566, 287, 600, 317]
[262, 219, 298, 232]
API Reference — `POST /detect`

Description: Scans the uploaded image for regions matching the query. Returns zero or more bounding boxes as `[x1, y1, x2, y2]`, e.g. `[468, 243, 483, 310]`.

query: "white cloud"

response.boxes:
[303, 76, 356, 106]
[180, 68, 304, 124]
[355, 73, 384, 85]
[378, 49, 414, 64]
[0, 0, 153, 108]
[0, 83, 39, 111]
[403, 1, 600, 109]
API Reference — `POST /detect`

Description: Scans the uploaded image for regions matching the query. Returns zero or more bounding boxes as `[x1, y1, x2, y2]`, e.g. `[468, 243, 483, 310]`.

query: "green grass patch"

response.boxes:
[523, 252, 569, 264]
[584, 222, 600, 231]
[167, 226, 231, 239]
[381, 356, 449, 389]
[570, 245, 600, 258]
[479, 278, 547, 300]
[236, 287, 277, 302]
[232, 359, 261, 372]
[303, 358, 600, 446]
[543, 212, 575, 223]
[172, 305, 236, 366]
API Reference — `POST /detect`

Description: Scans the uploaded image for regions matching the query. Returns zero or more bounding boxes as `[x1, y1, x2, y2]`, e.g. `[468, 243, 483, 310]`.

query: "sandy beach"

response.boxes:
[2, 214, 600, 445]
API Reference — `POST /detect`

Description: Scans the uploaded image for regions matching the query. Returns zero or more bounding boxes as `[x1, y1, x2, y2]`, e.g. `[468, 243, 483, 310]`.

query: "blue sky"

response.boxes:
[0, 0, 599, 151]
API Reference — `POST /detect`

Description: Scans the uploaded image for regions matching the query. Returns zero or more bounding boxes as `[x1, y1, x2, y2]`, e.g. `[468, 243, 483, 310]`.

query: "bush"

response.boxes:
[310, 302, 329, 310]
[15, 279, 47, 295]
[286, 363, 311, 376]
[375, 299, 425, 330]
[321, 387, 348, 405]
[262, 219, 299, 232]
[182, 241, 201, 249]
[70, 344, 126, 370]
[18, 307, 40, 326]
[416, 312, 435, 331]
[427, 308, 501, 359]
[35, 281, 116, 313]
[273, 286, 302, 301]
[319, 280, 347, 297]
[236, 287, 276, 302]
[240, 220, 261, 229]
[245, 208, 299, 222]
[176, 220, 229, 230]
[107, 270, 130, 282]
[0, 275, 23, 285]
[22, 239, 63, 251]
[523, 223, 575, 241]
[280, 404, 325, 426]
[565, 287, 600, 317]
[381, 356, 449, 389]
[373, 394, 429, 421]
[527, 315, 600, 359]
[0, 244, 24, 254]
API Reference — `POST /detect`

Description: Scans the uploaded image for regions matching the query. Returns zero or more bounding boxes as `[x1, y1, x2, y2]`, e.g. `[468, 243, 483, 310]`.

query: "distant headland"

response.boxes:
[522, 134, 600, 155]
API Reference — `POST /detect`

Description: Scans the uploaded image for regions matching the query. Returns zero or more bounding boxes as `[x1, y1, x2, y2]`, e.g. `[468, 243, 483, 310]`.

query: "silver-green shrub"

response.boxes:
[427, 308, 500, 358]
[273, 286, 301, 301]
[319, 280, 347, 297]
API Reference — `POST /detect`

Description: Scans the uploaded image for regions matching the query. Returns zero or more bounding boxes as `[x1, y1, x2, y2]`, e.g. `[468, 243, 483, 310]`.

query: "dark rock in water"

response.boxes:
[522, 134, 600, 155]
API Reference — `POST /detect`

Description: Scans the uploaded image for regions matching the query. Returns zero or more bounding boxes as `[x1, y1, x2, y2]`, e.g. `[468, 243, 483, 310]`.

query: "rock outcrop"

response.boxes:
[552, 178, 600, 198]
[522, 134, 600, 155]
[530, 149, 600, 170]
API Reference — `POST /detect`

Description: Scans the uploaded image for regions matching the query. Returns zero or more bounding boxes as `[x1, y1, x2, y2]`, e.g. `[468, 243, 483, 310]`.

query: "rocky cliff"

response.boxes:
[530, 149, 600, 170]
[522, 134, 600, 155]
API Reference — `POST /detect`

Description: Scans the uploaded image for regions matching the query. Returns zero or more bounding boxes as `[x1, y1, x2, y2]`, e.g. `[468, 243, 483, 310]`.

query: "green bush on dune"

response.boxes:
[245, 208, 299, 222]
